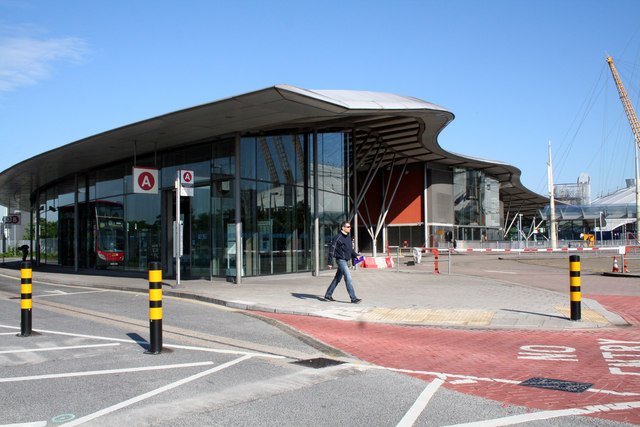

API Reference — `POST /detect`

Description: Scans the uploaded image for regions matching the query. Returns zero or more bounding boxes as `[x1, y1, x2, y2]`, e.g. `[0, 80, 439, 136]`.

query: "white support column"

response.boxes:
[235, 133, 243, 284]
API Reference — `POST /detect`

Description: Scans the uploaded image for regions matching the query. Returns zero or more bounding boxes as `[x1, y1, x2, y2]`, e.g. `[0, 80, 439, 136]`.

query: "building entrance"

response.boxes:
[163, 186, 211, 280]
[163, 190, 191, 279]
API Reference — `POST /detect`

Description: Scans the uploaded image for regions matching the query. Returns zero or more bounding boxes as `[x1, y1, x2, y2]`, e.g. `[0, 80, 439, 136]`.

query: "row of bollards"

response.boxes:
[17, 261, 165, 354]
[15, 257, 584, 345]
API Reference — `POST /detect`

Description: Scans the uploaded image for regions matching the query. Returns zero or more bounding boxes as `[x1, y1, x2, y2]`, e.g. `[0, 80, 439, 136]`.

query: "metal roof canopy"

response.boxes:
[0, 84, 546, 218]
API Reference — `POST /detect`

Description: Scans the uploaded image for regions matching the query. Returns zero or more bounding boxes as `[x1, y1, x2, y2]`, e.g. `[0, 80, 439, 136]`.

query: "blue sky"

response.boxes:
[1, 0, 640, 200]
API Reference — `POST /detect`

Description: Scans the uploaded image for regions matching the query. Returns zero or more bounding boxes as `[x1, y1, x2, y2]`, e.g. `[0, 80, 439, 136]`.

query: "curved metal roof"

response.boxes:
[0, 84, 546, 217]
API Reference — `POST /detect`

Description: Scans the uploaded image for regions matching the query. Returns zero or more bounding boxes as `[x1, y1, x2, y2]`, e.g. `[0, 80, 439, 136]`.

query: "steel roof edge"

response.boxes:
[0, 85, 546, 214]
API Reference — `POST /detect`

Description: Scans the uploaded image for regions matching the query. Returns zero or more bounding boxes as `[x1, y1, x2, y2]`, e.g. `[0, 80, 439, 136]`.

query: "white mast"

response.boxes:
[548, 140, 558, 249]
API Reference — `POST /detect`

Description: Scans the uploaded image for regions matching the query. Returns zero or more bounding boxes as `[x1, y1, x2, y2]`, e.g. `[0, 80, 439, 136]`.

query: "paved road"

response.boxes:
[260, 255, 640, 425]
[2, 254, 640, 425]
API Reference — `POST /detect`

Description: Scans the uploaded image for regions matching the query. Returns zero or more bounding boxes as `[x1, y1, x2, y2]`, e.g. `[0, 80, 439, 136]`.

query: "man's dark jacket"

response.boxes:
[328, 231, 359, 265]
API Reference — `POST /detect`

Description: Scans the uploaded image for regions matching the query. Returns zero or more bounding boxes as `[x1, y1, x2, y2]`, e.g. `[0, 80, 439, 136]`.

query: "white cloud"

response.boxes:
[0, 35, 88, 92]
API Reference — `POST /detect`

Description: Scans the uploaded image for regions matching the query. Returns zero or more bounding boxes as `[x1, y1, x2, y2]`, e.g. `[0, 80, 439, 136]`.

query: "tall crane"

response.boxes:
[607, 55, 640, 240]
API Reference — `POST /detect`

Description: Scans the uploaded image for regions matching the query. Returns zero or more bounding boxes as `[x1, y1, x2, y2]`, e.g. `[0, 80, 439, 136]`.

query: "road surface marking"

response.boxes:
[484, 270, 517, 274]
[444, 400, 640, 426]
[35, 289, 109, 298]
[397, 378, 445, 427]
[0, 343, 119, 354]
[60, 354, 253, 426]
[0, 325, 286, 359]
[364, 365, 640, 396]
[0, 361, 215, 383]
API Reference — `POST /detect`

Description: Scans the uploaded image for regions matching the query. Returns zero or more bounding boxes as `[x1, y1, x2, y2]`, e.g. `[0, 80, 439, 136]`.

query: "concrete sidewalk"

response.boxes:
[0, 258, 629, 330]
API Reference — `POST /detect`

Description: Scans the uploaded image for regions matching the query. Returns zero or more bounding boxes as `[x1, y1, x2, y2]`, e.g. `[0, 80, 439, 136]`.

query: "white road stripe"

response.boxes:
[444, 400, 640, 426]
[362, 364, 640, 396]
[0, 324, 286, 359]
[397, 378, 445, 427]
[35, 290, 109, 298]
[61, 354, 253, 426]
[0, 421, 48, 426]
[0, 361, 215, 383]
[484, 270, 517, 275]
[0, 343, 119, 354]
[164, 343, 285, 359]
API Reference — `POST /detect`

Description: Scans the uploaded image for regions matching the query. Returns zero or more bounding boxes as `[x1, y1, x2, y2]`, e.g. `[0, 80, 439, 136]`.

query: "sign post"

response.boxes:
[1, 220, 5, 266]
[174, 170, 194, 287]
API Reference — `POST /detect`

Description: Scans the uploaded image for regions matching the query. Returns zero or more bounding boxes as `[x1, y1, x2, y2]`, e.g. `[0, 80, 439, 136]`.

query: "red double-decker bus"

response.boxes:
[94, 201, 125, 268]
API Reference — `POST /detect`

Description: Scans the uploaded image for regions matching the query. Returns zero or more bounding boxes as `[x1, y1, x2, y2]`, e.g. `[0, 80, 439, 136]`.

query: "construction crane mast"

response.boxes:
[607, 55, 640, 240]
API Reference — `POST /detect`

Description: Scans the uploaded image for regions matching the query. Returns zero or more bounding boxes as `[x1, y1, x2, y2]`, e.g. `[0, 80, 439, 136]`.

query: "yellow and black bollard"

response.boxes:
[146, 262, 163, 354]
[19, 261, 32, 337]
[569, 255, 581, 321]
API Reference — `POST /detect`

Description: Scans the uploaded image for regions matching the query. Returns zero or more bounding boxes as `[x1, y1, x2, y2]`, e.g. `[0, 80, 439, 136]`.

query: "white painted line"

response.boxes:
[0, 343, 119, 354]
[0, 361, 215, 383]
[34, 289, 110, 298]
[163, 343, 285, 359]
[444, 400, 640, 426]
[450, 379, 478, 385]
[0, 324, 286, 359]
[0, 421, 48, 426]
[397, 378, 445, 427]
[361, 364, 640, 397]
[484, 270, 517, 275]
[61, 354, 253, 426]
[0, 332, 18, 335]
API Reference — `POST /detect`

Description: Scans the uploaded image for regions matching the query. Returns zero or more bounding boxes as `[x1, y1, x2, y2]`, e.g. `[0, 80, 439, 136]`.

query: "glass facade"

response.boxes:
[453, 168, 501, 241]
[32, 131, 349, 278]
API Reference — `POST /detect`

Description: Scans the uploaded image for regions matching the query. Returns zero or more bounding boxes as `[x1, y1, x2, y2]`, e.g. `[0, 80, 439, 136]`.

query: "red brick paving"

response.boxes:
[260, 296, 640, 424]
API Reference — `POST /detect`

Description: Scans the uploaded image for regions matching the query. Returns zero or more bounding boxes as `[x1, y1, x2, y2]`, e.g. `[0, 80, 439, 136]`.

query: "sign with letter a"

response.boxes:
[133, 167, 159, 194]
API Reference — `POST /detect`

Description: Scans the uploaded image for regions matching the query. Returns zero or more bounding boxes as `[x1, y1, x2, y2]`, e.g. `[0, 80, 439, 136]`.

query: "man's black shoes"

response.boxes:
[324, 296, 335, 301]
[351, 298, 362, 304]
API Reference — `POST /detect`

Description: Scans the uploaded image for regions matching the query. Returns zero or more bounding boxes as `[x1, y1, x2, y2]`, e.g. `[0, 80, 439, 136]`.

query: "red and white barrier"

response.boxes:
[362, 257, 394, 269]
[456, 246, 625, 254]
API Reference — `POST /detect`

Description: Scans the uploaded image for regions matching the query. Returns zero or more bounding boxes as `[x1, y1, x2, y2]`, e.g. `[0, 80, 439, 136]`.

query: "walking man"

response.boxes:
[325, 221, 361, 303]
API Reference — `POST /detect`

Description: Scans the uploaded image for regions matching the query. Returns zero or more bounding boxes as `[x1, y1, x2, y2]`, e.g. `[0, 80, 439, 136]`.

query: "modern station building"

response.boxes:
[0, 85, 546, 281]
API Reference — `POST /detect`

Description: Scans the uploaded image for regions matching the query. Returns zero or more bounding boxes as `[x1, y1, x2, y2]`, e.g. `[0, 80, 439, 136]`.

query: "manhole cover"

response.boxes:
[520, 377, 593, 393]
[291, 358, 345, 369]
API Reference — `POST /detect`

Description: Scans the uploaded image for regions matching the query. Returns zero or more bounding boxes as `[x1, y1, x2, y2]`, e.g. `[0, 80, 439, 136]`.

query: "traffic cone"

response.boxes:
[612, 256, 620, 273]
[624, 255, 630, 273]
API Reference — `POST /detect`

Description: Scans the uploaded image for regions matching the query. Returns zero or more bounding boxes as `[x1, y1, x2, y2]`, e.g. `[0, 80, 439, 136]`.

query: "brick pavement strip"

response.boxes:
[258, 310, 640, 425]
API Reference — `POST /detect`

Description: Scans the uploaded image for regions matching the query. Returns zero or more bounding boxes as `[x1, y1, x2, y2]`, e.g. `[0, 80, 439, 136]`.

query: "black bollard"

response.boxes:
[569, 255, 581, 321]
[145, 262, 163, 354]
[19, 261, 32, 337]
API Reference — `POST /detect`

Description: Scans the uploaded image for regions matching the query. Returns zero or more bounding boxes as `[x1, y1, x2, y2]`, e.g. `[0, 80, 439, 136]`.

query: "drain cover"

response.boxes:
[520, 377, 593, 393]
[291, 358, 345, 369]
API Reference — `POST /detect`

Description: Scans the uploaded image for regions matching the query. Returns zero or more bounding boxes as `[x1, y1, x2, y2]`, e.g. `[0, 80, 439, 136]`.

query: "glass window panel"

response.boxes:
[161, 143, 211, 188]
[213, 138, 236, 179]
[318, 133, 345, 194]
[96, 165, 125, 199]
[124, 193, 161, 271]
[190, 186, 211, 278]
[238, 179, 256, 276]
[93, 197, 125, 270]
[240, 137, 256, 180]
[211, 178, 235, 277]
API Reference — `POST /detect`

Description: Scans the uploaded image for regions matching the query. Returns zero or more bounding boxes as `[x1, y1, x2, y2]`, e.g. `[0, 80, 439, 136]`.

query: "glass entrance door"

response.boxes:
[190, 185, 211, 279]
